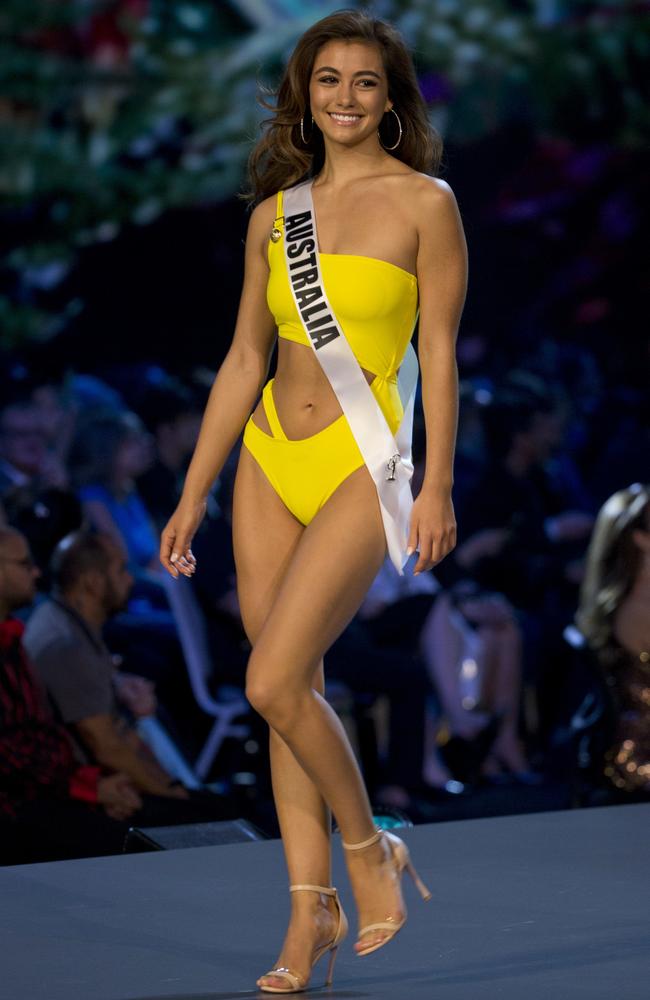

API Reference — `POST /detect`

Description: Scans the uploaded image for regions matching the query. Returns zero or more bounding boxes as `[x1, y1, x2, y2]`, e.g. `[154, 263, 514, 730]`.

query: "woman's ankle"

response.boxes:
[290, 888, 333, 915]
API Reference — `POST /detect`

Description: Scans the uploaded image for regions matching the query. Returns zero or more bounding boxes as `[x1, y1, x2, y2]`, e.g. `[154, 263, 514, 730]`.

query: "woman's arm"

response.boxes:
[160, 196, 277, 576]
[408, 177, 468, 574]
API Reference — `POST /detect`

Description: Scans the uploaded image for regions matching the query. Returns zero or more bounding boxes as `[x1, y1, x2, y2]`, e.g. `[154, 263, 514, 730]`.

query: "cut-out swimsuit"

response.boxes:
[242, 188, 419, 525]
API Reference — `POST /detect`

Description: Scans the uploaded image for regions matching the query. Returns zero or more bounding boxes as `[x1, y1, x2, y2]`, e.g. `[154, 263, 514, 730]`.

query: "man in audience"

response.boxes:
[0, 526, 239, 862]
[0, 525, 142, 861]
[24, 530, 179, 793]
[24, 529, 217, 802]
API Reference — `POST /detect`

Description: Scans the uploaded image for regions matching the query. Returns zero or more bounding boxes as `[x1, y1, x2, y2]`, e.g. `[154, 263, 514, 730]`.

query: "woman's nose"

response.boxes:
[335, 84, 355, 106]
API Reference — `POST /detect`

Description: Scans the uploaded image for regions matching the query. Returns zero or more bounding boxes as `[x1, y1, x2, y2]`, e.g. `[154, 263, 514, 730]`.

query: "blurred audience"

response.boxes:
[0, 393, 68, 502]
[0, 525, 142, 861]
[68, 409, 158, 575]
[0, 526, 240, 864]
[23, 529, 192, 799]
[357, 555, 534, 789]
[455, 378, 593, 611]
[0, 298, 645, 853]
[136, 379, 203, 533]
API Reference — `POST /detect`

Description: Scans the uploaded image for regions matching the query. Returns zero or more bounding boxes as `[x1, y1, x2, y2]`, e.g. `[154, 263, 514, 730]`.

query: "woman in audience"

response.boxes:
[576, 483, 650, 796]
[68, 410, 158, 576]
[360, 557, 532, 784]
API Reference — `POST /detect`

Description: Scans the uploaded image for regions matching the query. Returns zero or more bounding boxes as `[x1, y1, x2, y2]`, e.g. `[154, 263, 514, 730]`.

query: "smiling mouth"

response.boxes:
[328, 112, 363, 124]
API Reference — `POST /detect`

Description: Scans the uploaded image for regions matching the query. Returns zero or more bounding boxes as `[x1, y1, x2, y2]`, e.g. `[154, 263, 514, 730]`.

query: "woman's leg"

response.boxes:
[242, 460, 412, 954]
[419, 594, 491, 738]
[243, 466, 385, 842]
[479, 620, 530, 773]
[233, 446, 337, 988]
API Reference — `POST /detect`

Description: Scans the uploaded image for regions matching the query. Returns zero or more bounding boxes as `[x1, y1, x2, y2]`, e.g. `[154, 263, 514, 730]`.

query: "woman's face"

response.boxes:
[308, 39, 392, 149]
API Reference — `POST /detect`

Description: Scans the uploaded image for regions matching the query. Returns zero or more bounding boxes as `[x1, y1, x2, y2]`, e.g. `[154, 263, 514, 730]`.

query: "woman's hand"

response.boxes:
[407, 486, 456, 574]
[160, 498, 206, 578]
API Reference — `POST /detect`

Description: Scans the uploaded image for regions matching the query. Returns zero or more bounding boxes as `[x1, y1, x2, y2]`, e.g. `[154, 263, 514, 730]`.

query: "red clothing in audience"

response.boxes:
[0, 617, 101, 818]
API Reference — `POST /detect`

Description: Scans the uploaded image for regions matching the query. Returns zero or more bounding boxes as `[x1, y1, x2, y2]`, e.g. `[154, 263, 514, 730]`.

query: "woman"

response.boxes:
[69, 410, 158, 574]
[160, 10, 467, 993]
[576, 483, 650, 797]
[422, 585, 532, 781]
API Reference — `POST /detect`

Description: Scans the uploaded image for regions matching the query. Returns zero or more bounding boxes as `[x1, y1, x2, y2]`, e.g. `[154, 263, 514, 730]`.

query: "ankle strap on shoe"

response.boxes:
[289, 883, 337, 896]
[341, 827, 383, 851]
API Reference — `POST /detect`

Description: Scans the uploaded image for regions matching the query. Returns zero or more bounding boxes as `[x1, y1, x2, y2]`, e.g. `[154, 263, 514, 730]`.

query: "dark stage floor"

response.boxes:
[2, 802, 648, 1000]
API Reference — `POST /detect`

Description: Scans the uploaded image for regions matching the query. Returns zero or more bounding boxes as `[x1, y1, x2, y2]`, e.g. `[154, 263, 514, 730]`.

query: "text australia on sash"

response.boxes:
[284, 212, 340, 350]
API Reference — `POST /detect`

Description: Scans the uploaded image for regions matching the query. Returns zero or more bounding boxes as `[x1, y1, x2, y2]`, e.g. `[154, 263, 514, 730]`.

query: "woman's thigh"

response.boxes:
[246, 462, 387, 692]
[232, 444, 305, 645]
[233, 445, 328, 695]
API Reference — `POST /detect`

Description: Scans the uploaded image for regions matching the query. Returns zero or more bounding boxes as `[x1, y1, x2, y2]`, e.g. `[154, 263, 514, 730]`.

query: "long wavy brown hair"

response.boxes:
[576, 483, 650, 653]
[243, 9, 442, 204]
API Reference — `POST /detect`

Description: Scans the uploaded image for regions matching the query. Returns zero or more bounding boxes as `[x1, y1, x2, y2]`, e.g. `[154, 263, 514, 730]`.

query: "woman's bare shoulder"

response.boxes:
[402, 172, 458, 209]
[398, 174, 463, 246]
[245, 192, 279, 260]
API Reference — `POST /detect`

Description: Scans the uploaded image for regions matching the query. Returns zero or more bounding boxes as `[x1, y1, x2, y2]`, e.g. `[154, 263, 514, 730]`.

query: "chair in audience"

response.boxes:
[161, 573, 249, 781]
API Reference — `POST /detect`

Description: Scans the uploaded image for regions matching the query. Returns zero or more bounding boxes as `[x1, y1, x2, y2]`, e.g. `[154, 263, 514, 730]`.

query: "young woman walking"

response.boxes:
[161, 10, 468, 993]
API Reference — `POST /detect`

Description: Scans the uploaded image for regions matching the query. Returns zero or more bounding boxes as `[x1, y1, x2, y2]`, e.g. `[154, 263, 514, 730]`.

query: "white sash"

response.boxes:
[282, 179, 419, 574]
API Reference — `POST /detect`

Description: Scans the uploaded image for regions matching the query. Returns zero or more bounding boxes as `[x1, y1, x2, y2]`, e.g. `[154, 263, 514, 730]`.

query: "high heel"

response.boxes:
[257, 884, 348, 994]
[342, 828, 431, 957]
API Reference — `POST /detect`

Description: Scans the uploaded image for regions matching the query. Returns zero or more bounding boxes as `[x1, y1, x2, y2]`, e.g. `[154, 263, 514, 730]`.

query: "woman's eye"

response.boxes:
[315, 76, 377, 87]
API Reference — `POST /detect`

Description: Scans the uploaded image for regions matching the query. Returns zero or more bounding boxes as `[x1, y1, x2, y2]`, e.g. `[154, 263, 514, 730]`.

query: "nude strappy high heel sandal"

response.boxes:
[342, 827, 432, 957]
[257, 884, 348, 994]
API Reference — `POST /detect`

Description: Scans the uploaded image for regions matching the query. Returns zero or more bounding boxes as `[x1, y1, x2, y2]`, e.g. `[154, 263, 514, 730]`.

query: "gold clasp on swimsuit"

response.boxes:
[386, 454, 401, 481]
[270, 226, 282, 243]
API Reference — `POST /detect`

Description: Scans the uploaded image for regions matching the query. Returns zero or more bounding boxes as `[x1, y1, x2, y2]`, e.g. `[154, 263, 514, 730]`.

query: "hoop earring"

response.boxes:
[300, 114, 314, 145]
[378, 108, 402, 151]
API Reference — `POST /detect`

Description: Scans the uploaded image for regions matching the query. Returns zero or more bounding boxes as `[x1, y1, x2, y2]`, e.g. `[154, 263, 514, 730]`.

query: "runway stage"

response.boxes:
[2, 803, 648, 1000]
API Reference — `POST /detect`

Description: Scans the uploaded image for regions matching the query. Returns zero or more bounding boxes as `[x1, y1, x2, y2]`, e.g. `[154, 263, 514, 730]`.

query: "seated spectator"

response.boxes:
[0, 525, 142, 862]
[444, 378, 596, 738]
[422, 585, 535, 781]
[2, 486, 83, 590]
[67, 410, 183, 692]
[0, 392, 68, 504]
[453, 378, 594, 611]
[358, 556, 534, 785]
[135, 378, 203, 533]
[68, 410, 159, 576]
[30, 372, 79, 473]
[23, 529, 191, 799]
[574, 483, 650, 798]
[1, 527, 241, 863]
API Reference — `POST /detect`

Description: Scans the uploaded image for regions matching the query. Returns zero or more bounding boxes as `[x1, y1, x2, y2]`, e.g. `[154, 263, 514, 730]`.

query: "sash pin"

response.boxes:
[386, 454, 401, 482]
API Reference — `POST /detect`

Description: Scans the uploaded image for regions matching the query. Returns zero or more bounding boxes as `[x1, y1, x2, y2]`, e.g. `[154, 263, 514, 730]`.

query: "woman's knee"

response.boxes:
[244, 649, 309, 725]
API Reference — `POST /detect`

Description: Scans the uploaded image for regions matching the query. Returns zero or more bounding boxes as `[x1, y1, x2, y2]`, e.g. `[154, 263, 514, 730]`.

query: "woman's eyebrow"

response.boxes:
[314, 66, 382, 79]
